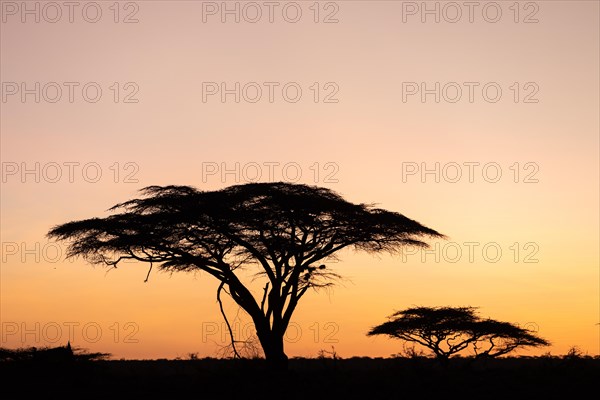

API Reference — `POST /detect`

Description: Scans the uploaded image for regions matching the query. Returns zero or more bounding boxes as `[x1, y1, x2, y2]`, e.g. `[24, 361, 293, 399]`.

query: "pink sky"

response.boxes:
[1, 1, 598, 359]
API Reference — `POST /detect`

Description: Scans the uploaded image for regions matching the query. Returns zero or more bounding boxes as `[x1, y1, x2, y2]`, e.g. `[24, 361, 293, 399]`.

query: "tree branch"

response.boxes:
[217, 281, 240, 359]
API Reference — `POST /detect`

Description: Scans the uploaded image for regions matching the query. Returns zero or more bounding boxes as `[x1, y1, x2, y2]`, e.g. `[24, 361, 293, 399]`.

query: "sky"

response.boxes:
[1, 0, 598, 359]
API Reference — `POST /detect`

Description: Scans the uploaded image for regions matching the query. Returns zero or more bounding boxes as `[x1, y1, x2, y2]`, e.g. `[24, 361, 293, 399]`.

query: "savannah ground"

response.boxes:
[2, 353, 599, 399]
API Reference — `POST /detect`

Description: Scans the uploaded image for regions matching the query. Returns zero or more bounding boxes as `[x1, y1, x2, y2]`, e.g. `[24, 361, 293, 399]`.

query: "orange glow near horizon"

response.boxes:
[1, 1, 598, 360]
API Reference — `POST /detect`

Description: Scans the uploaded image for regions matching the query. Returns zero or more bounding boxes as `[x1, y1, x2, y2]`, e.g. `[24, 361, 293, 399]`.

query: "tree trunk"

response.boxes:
[437, 354, 450, 368]
[257, 329, 288, 370]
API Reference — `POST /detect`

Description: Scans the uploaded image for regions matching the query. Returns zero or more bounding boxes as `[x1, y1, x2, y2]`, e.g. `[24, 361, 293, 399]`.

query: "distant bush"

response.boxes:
[0, 343, 110, 362]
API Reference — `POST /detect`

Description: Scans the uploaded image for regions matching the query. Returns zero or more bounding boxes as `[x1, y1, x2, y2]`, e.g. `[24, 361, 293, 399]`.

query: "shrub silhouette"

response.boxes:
[368, 306, 549, 363]
[0, 342, 109, 362]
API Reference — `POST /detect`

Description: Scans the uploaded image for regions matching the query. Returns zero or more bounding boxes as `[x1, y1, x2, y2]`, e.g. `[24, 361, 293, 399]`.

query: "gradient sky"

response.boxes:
[1, 0, 598, 359]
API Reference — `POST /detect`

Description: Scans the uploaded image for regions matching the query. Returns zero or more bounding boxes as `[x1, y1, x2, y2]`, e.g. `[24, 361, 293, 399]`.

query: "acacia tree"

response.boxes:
[368, 306, 549, 363]
[48, 182, 443, 369]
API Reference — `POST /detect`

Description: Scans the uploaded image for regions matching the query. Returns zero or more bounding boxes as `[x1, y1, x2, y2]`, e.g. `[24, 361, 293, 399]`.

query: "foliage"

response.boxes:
[48, 182, 443, 368]
[368, 306, 549, 361]
[0, 343, 110, 362]
[317, 346, 339, 360]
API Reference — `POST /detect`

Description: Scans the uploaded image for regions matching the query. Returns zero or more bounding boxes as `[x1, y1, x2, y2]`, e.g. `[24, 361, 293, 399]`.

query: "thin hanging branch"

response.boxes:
[217, 281, 241, 359]
[144, 259, 154, 283]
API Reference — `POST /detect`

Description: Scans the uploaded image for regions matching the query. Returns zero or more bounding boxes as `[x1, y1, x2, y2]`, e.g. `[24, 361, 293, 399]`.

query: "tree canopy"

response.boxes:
[48, 182, 444, 368]
[368, 306, 549, 361]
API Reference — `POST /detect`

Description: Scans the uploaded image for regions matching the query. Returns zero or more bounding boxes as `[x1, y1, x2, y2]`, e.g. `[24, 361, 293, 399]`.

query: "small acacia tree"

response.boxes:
[48, 182, 444, 369]
[368, 306, 549, 362]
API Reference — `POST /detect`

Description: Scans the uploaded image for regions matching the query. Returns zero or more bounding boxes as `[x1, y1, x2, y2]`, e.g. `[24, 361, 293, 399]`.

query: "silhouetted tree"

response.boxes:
[48, 182, 443, 369]
[469, 318, 550, 358]
[368, 306, 549, 363]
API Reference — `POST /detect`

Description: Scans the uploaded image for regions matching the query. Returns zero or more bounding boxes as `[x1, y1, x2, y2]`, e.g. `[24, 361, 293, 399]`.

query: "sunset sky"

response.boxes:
[1, 1, 598, 359]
